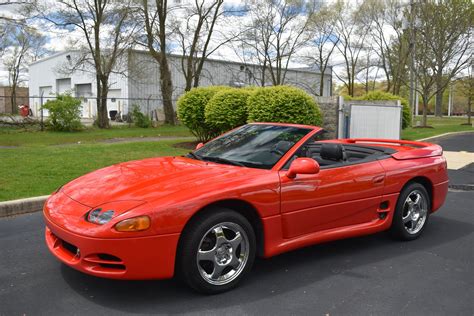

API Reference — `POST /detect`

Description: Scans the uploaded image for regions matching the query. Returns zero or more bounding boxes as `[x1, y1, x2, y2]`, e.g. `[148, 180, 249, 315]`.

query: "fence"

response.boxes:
[0, 95, 178, 122]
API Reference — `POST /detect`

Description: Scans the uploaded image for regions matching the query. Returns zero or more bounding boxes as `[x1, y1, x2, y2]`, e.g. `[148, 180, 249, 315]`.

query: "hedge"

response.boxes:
[205, 88, 251, 134]
[354, 91, 412, 129]
[247, 85, 322, 126]
[176, 86, 228, 141]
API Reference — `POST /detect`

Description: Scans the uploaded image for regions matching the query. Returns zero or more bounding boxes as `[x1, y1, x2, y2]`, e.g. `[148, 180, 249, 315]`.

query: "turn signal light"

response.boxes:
[115, 216, 151, 232]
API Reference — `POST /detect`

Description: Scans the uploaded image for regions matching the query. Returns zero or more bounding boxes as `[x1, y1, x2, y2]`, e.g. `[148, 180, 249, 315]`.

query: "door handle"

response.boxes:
[373, 175, 385, 184]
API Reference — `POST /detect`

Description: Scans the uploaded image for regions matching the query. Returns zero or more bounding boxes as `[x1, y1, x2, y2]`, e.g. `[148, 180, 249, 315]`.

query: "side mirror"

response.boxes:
[286, 158, 320, 179]
[195, 142, 204, 150]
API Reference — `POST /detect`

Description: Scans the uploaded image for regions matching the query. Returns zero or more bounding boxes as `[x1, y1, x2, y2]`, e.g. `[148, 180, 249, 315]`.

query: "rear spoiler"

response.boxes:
[342, 138, 443, 160]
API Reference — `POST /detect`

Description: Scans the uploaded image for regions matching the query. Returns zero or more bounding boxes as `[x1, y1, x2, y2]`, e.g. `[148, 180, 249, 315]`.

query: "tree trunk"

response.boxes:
[319, 72, 325, 96]
[96, 78, 110, 128]
[422, 96, 428, 127]
[467, 94, 472, 125]
[434, 87, 444, 117]
[160, 53, 175, 125]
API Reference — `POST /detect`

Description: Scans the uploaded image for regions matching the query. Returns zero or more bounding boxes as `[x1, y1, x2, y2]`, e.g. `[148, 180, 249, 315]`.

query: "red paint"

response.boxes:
[44, 123, 448, 280]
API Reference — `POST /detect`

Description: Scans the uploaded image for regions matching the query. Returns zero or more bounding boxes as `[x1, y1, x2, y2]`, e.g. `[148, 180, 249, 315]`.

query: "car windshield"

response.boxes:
[190, 124, 312, 169]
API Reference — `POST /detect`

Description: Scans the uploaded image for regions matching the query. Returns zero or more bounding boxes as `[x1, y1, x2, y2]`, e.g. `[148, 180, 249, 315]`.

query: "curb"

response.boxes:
[417, 130, 474, 142]
[448, 184, 474, 191]
[0, 195, 49, 218]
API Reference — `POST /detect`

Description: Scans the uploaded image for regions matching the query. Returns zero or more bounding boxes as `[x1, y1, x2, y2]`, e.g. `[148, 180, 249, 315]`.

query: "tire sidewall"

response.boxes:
[391, 182, 431, 241]
[177, 208, 256, 294]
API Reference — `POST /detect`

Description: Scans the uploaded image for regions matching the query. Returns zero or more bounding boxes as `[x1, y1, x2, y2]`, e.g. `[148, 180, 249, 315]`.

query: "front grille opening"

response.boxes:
[97, 253, 121, 262]
[62, 240, 78, 255]
[99, 263, 126, 270]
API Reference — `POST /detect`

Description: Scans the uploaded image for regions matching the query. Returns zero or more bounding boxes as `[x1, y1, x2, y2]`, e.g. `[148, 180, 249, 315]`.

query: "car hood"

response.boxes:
[61, 156, 266, 208]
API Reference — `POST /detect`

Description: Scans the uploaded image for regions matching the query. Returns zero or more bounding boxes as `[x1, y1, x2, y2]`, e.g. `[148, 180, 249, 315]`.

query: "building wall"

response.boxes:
[127, 51, 332, 116]
[29, 50, 332, 119]
[28, 51, 129, 118]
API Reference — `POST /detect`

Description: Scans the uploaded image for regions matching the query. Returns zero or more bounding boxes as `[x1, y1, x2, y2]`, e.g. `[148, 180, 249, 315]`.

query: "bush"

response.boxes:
[177, 86, 228, 141]
[247, 85, 322, 126]
[41, 94, 83, 131]
[131, 105, 151, 128]
[205, 88, 251, 134]
[355, 91, 412, 129]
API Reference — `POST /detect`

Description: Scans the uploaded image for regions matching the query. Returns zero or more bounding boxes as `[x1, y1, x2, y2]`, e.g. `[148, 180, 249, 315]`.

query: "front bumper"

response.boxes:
[44, 215, 180, 280]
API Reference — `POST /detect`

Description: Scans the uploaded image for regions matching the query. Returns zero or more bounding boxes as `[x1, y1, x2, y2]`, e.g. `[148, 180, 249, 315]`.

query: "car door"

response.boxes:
[279, 160, 385, 239]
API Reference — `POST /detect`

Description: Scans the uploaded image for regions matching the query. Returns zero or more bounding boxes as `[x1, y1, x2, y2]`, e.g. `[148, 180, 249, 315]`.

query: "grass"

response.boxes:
[0, 140, 190, 201]
[0, 124, 192, 147]
[402, 116, 473, 140]
[0, 124, 194, 201]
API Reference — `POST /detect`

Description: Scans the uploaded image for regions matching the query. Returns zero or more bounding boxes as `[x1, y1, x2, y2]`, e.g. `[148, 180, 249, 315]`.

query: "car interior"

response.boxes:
[283, 142, 396, 169]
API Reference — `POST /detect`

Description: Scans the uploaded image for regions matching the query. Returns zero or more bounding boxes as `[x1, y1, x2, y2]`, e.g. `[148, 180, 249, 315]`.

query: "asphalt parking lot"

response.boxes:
[0, 189, 472, 315]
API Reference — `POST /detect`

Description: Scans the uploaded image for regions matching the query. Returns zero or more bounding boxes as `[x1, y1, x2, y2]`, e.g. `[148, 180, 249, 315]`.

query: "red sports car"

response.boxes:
[44, 122, 448, 293]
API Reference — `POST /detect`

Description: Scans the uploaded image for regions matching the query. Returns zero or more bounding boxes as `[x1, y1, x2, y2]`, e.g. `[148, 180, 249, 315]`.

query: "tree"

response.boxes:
[37, 0, 138, 128]
[172, 0, 226, 91]
[362, 0, 410, 95]
[333, 0, 370, 97]
[412, 0, 472, 125]
[458, 61, 473, 125]
[140, 0, 176, 125]
[426, 0, 473, 117]
[304, 2, 339, 96]
[237, 0, 316, 86]
[3, 24, 46, 110]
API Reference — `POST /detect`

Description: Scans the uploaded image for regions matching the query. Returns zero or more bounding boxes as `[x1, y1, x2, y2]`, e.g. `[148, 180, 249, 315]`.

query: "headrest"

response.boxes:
[320, 143, 344, 161]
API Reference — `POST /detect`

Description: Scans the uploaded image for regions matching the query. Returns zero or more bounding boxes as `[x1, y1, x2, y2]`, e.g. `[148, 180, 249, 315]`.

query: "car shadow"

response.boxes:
[60, 215, 473, 314]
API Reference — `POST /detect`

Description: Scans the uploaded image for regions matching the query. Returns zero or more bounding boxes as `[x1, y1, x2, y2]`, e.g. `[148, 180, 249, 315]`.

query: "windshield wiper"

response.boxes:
[201, 156, 246, 167]
[186, 152, 203, 161]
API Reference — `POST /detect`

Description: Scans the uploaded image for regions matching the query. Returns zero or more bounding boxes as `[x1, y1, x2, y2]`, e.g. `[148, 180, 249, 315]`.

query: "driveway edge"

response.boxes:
[417, 130, 474, 142]
[0, 195, 49, 218]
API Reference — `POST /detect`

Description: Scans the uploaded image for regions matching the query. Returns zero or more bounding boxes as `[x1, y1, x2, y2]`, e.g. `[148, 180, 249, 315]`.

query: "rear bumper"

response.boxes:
[432, 180, 449, 213]
[44, 215, 180, 280]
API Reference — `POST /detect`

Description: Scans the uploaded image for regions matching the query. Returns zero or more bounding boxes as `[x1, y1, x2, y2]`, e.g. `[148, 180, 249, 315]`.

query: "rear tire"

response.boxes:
[390, 182, 430, 241]
[177, 208, 256, 294]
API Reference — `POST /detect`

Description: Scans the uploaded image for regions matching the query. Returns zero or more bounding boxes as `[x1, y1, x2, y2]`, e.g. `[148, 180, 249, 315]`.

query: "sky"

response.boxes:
[0, 0, 379, 87]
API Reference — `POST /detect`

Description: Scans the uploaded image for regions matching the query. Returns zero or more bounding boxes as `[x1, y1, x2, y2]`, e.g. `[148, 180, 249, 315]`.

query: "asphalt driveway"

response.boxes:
[0, 190, 473, 315]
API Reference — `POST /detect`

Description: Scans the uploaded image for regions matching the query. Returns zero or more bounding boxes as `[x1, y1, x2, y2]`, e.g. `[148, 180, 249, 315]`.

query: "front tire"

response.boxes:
[177, 208, 256, 294]
[390, 182, 431, 241]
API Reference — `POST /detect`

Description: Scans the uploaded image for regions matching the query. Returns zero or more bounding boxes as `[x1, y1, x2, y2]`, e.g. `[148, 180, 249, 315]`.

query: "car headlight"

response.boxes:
[87, 208, 115, 225]
[115, 216, 151, 232]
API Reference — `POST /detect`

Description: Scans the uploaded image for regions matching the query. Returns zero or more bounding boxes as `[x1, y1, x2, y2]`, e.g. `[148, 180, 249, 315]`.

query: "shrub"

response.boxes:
[355, 91, 412, 129]
[205, 88, 251, 134]
[131, 105, 151, 128]
[41, 94, 83, 131]
[247, 85, 322, 126]
[177, 86, 228, 141]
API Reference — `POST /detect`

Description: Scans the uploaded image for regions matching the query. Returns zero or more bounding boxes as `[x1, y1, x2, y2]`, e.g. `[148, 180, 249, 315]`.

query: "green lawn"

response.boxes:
[0, 124, 192, 147]
[0, 140, 189, 201]
[402, 116, 473, 140]
[0, 125, 194, 201]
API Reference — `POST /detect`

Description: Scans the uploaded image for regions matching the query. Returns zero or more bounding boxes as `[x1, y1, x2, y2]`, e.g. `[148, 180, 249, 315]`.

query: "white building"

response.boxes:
[28, 50, 333, 119]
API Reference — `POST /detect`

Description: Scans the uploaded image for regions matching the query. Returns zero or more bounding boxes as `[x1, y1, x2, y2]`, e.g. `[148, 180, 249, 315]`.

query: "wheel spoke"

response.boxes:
[411, 218, 418, 230]
[228, 252, 243, 269]
[197, 248, 215, 262]
[211, 263, 225, 280]
[403, 215, 412, 224]
[213, 226, 228, 247]
[228, 232, 242, 250]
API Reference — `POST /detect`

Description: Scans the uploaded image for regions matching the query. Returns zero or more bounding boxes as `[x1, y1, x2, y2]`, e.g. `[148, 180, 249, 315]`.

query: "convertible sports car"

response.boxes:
[44, 122, 448, 293]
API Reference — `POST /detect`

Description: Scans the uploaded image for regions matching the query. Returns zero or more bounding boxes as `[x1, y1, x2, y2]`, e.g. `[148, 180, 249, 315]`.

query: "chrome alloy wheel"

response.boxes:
[196, 222, 249, 286]
[402, 190, 428, 235]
